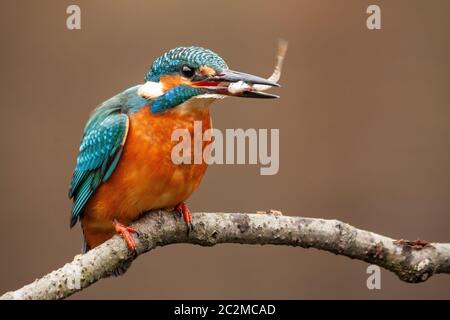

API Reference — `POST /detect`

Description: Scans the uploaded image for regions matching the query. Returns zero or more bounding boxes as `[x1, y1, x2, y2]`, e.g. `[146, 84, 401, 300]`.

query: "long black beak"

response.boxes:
[207, 69, 280, 87]
[196, 69, 280, 99]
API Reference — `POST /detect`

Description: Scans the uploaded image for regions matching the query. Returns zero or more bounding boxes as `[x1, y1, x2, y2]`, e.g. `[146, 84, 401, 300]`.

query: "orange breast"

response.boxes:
[81, 105, 212, 248]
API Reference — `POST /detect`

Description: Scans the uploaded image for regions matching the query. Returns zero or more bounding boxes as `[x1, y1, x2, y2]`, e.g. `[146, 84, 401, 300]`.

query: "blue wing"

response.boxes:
[69, 98, 129, 227]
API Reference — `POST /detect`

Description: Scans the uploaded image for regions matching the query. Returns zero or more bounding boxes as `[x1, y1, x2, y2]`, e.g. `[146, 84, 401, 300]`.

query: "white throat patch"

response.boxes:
[137, 81, 164, 99]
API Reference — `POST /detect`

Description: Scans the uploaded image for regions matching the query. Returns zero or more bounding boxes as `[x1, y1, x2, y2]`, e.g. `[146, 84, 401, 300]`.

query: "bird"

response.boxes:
[69, 46, 280, 252]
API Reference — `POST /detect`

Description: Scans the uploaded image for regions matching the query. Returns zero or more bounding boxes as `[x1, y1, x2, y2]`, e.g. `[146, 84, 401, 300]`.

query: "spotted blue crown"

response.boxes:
[145, 46, 228, 82]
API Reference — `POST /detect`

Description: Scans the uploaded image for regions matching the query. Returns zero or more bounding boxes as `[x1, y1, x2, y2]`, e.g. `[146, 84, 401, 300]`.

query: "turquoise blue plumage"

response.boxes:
[69, 94, 129, 227]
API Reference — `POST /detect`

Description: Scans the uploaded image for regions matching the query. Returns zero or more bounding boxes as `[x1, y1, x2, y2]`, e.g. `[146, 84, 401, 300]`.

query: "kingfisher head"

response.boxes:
[138, 46, 279, 113]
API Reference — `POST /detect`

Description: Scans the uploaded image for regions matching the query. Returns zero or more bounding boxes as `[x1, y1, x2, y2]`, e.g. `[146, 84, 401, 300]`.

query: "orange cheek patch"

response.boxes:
[192, 66, 219, 87]
[160, 66, 218, 90]
[160, 75, 191, 90]
[199, 66, 216, 77]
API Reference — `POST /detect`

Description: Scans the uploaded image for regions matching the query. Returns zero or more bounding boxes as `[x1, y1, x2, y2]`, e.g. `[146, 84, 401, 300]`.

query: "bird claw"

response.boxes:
[175, 202, 194, 234]
[113, 219, 138, 250]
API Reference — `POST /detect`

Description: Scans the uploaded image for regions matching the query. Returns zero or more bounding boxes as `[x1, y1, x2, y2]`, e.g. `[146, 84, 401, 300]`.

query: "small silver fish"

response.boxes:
[228, 39, 288, 95]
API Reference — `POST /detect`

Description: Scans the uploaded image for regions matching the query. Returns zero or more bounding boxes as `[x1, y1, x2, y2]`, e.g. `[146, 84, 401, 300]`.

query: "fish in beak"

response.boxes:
[195, 69, 280, 98]
[193, 40, 287, 99]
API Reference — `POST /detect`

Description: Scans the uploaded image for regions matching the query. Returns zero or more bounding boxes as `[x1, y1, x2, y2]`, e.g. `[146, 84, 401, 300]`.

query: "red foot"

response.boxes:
[176, 202, 193, 232]
[113, 219, 138, 250]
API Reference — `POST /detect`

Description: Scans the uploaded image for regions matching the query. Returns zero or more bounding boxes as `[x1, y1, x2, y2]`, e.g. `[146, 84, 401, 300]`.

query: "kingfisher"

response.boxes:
[69, 46, 280, 252]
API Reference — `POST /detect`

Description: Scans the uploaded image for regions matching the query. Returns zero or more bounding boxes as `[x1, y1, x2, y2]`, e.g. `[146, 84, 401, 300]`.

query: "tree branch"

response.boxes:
[1, 211, 450, 300]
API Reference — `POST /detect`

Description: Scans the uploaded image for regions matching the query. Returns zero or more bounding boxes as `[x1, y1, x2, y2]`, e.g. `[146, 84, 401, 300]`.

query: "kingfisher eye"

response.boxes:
[181, 65, 196, 78]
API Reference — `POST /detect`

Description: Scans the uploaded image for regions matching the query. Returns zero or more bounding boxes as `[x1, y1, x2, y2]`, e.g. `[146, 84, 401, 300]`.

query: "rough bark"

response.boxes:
[1, 211, 449, 300]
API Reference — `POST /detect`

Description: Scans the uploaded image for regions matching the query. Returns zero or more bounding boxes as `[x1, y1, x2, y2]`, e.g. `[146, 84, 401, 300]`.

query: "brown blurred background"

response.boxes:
[0, 0, 449, 299]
